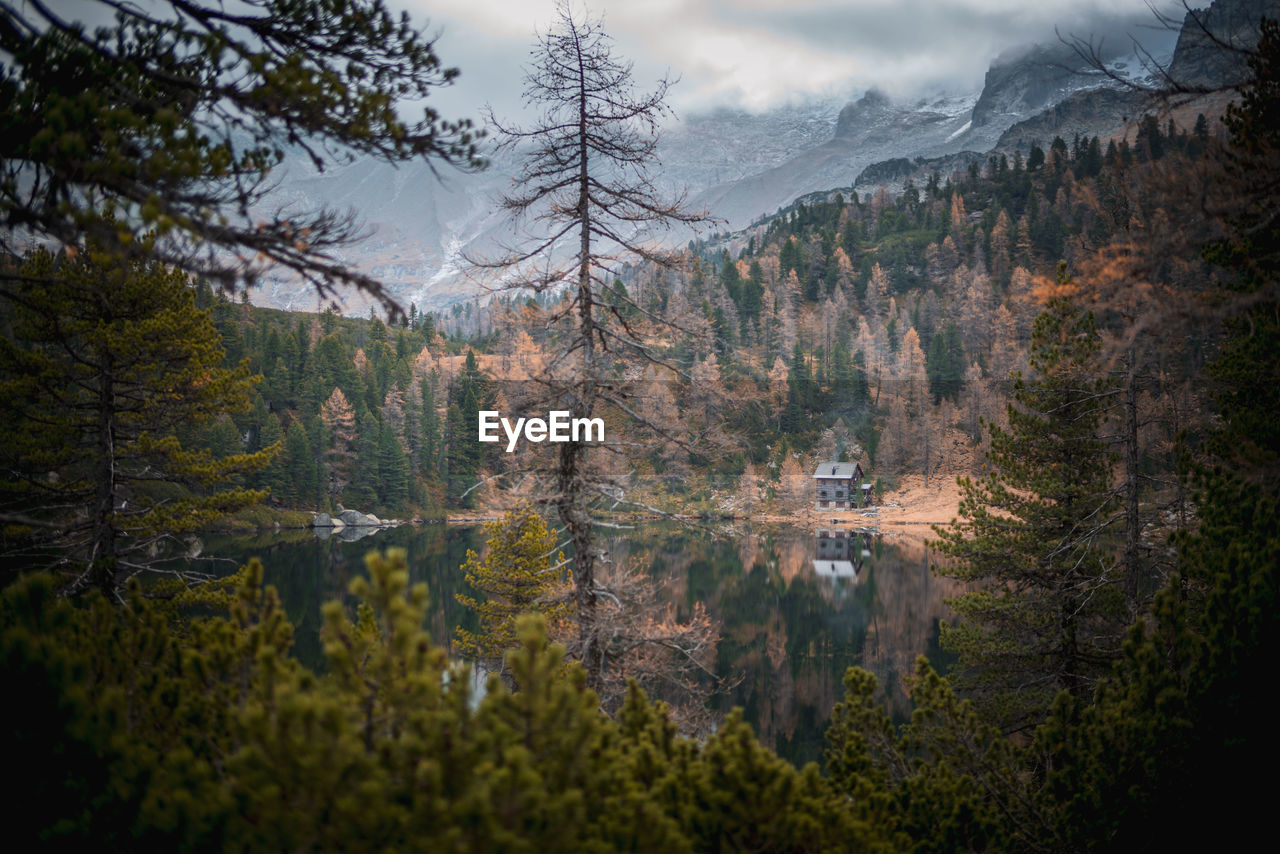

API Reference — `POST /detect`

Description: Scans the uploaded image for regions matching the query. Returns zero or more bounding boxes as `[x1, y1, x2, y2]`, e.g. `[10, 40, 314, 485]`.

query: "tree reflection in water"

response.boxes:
[188, 523, 960, 766]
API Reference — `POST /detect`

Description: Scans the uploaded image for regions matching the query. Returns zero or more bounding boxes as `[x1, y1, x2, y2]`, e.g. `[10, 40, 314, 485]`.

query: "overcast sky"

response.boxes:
[403, 0, 1185, 122]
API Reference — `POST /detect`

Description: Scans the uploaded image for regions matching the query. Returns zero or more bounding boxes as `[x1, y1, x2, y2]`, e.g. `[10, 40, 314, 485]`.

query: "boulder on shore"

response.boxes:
[313, 507, 398, 531]
[337, 508, 366, 526]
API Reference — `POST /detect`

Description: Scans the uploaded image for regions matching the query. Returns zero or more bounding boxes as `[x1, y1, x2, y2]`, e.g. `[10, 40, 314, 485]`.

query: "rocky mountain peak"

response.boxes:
[970, 41, 1117, 129]
[1166, 0, 1280, 89]
[834, 89, 894, 139]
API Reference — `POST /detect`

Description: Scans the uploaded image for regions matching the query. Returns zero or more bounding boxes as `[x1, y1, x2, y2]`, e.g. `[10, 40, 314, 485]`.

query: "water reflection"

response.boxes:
[313, 524, 395, 543]
[194, 522, 959, 767]
[812, 528, 871, 582]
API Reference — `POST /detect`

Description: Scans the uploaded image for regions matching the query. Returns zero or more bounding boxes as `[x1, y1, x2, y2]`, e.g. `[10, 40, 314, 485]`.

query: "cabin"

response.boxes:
[812, 461, 865, 509]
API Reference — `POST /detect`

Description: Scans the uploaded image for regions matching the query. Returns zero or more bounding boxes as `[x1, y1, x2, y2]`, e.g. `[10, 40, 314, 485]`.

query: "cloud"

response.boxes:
[403, 0, 1184, 120]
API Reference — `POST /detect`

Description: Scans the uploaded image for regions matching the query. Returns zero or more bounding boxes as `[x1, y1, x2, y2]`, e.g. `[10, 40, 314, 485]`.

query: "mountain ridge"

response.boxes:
[248, 1, 1257, 314]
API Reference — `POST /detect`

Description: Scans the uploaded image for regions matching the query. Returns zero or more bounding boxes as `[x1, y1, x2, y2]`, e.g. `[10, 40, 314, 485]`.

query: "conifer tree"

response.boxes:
[0, 245, 273, 593]
[0, 0, 481, 313]
[320, 387, 358, 497]
[931, 287, 1126, 731]
[472, 1, 711, 682]
[443, 350, 491, 507]
[257, 411, 287, 498]
[455, 506, 573, 677]
[377, 422, 409, 514]
[346, 412, 381, 512]
[926, 321, 966, 404]
[283, 421, 318, 506]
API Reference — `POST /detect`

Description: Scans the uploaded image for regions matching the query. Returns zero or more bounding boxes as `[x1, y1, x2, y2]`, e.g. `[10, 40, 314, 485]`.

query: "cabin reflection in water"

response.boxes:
[812, 529, 875, 581]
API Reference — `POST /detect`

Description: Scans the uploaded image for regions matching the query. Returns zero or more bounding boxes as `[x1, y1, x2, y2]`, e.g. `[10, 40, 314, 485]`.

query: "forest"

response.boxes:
[2, 0, 1278, 849]
[44, 112, 1209, 523]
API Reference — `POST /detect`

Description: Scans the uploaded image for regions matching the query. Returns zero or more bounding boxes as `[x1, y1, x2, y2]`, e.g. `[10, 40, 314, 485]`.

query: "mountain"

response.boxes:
[653, 34, 1151, 233]
[252, 34, 1130, 314]
[1166, 0, 1280, 88]
[968, 42, 1122, 133]
[251, 101, 849, 314]
[993, 0, 1279, 152]
[687, 91, 977, 232]
[248, 3, 1259, 314]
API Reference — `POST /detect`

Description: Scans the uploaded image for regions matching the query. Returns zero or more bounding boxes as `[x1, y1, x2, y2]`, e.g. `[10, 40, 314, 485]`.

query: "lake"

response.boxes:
[193, 521, 960, 767]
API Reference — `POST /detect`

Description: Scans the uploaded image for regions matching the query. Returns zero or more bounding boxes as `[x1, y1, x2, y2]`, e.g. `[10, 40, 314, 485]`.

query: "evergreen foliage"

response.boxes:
[0, 0, 481, 312]
[2, 552, 898, 851]
[455, 506, 573, 676]
[0, 245, 274, 593]
[1033, 23, 1280, 845]
[925, 322, 965, 404]
[931, 284, 1126, 731]
[444, 349, 492, 507]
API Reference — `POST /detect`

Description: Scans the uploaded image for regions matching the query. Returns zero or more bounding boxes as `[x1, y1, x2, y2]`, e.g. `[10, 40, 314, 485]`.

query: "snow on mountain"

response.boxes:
[250, 101, 849, 313]
[245, 17, 1202, 314]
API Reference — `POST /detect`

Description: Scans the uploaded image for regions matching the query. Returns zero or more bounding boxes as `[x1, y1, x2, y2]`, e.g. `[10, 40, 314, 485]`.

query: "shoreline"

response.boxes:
[216, 473, 966, 540]
[443, 474, 963, 541]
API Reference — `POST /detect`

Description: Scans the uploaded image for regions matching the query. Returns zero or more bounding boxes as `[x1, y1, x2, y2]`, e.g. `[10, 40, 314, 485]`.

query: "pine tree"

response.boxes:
[377, 422, 409, 514]
[454, 506, 573, 676]
[319, 387, 358, 498]
[347, 411, 381, 510]
[926, 321, 966, 404]
[282, 420, 318, 506]
[0, 0, 481, 313]
[419, 376, 443, 476]
[0, 245, 273, 593]
[931, 289, 1126, 731]
[472, 1, 712, 683]
[257, 411, 287, 498]
[443, 350, 490, 506]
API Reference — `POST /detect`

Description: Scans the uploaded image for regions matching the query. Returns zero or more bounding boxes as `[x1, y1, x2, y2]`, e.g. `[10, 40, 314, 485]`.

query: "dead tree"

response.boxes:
[471, 1, 715, 688]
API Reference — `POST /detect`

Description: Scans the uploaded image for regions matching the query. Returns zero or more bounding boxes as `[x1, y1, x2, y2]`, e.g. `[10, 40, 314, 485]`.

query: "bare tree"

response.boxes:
[1061, 0, 1280, 100]
[471, 2, 715, 688]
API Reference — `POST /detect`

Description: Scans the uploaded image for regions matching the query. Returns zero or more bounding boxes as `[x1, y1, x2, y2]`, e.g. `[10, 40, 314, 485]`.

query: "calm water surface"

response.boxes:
[196, 522, 959, 767]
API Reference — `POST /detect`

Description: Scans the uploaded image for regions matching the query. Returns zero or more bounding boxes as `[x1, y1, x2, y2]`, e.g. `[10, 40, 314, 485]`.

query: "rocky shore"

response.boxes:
[310, 506, 405, 541]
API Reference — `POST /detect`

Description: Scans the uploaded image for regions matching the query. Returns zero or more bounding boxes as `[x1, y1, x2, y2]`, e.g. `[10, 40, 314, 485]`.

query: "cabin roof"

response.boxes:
[812, 462, 860, 480]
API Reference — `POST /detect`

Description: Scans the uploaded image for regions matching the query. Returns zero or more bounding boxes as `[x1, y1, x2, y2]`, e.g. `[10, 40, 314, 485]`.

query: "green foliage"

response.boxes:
[3, 550, 897, 850]
[926, 322, 965, 404]
[282, 420, 319, 506]
[455, 506, 573, 674]
[931, 288, 1126, 731]
[444, 350, 493, 507]
[0, 0, 481, 311]
[687, 710, 878, 852]
[0, 245, 274, 592]
[193, 298, 449, 516]
[1033, 29, 1280, 845]
[826, 659, 1050, 853]
[1030, 306, 1280, 846]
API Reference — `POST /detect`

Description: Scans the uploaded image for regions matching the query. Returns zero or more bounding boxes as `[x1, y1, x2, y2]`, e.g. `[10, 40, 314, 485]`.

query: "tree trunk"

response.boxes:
[1123, 345, 1142, 614]
[90, 358, 118, 595]
[565, 33, 602, 686]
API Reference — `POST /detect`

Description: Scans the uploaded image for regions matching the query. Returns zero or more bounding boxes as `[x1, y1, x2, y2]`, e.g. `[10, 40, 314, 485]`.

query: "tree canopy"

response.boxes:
[455, 505, 573, 676]
[931, 284, 1126, 731]
[0, 241, 274, 593]
[0, 0, 482, 314]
